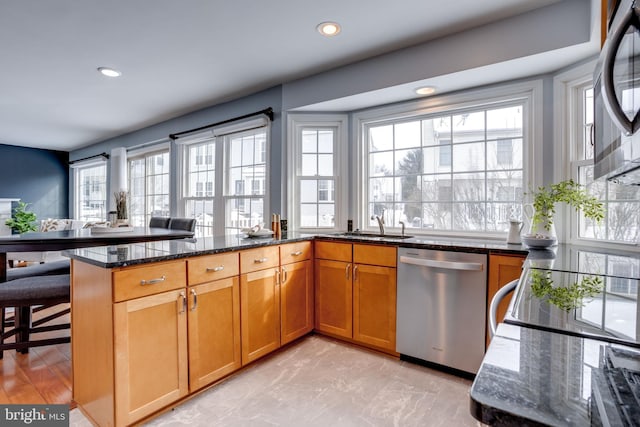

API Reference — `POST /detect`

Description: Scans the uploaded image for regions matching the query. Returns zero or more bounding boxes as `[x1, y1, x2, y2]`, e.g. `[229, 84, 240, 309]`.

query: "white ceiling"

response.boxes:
[1, 0, 592, 152]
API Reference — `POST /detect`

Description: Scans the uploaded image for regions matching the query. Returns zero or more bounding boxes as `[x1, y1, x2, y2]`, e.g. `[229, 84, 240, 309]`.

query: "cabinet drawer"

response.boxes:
[240, 246, 280, 274]
[113, 260, 186, 302]
[353, 244, 396, 267]
[280, 241, 312, 265]
[188, 252, 239, 285]
[315, 241, 352, 262]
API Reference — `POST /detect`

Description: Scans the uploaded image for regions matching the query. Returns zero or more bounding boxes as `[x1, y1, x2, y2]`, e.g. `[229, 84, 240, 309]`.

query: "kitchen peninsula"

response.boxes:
[65, 232, 525, 426]
[65, 233, 640, 426]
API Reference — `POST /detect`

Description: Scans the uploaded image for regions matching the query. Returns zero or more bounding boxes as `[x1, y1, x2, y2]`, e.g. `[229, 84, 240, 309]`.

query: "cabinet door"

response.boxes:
[281, 260, 313, 345]
[188, 277, 241, 391]
[113, 289, 188, 426]
[353, 264, 397, 351]
[314, 259, 352, 338]
[240, 269, 280, 365]
[487, 254, 525, 345]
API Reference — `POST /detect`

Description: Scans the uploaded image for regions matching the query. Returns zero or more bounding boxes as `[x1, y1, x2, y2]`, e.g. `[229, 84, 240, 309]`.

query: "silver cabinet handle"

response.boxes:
[206, 266, 224, 272]
[255, 258, 268, 263]
[190, 289, 198, 311]
[345, 264, 351, 280]
[291, 251, 302, 256]
[353, 265, 358, 281]
[178, 291, 187, 314]
[276, 269, 281, 286]
[282, 266, 288, 284]
[140, 275, 166, 285]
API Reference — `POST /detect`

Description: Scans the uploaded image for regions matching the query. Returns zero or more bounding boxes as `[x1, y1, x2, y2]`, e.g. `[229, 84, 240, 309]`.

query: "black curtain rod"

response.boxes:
[169, 107, 274, 141]
[68, 152, 109, 165]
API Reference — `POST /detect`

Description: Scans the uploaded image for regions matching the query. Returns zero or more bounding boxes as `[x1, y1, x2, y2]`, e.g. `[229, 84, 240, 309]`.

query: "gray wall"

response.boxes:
[0, 143, 69, 220]
[68, 0, 594, 218]
[69, 86, 283, 216]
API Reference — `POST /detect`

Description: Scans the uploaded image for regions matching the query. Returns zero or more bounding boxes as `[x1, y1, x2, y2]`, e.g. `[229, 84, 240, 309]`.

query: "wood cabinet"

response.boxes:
[315, 241, 353, 338]
[240, 246, 281, 365]
[280, 242, 313, 345]
[187, 252, 241, 391]
[113, 289, 188, 426]
[487, 253, 525, 346]
[72, 259, 189, 427]
[315, 241, 397, 352]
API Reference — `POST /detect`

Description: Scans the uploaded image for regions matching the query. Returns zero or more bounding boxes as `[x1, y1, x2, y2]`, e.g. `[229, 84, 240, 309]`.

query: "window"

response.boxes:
[74, 162, 107, 222]
[362, 104, 524, 234]
[181, 119, 269, 237]
[128, 149, 170, 227]
[570, 81, 640, 244]
[288, 114, 347, 231]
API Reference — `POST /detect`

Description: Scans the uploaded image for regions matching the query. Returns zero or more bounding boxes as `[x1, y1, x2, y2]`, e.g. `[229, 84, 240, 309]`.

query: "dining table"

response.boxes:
[0, 227, 194, 282]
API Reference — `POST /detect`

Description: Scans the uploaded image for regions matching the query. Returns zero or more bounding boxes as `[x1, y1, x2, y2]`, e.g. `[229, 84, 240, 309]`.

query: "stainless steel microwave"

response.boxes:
[594, 0, 640, 185]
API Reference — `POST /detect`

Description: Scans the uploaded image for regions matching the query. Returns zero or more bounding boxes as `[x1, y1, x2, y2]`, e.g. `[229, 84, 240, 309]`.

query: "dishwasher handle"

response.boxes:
[399, 255, 484, 271]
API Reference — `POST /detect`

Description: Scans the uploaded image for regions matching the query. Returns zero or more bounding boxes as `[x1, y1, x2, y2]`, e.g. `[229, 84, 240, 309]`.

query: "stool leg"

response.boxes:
[0, 307, 5, 359]
[15, 306, 32, 355]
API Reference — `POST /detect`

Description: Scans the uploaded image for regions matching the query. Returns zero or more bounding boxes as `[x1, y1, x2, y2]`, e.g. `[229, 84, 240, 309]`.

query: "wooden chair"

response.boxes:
[168, 217, 196, 232]
[149, 216, 171, 228]
[0, 274, 70, 358]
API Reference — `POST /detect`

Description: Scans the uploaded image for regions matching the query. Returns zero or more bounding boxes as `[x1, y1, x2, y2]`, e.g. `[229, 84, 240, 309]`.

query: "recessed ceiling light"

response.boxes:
[317, 22, 341, 37]
[97, 67, 122, 77]
[415, 86, 436, 96]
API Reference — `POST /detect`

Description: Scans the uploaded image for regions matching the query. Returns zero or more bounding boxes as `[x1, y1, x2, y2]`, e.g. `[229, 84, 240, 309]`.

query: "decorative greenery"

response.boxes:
[529, 269, 603, 311]
[530, 179, 605, 231]
[5, 201, 38, 233]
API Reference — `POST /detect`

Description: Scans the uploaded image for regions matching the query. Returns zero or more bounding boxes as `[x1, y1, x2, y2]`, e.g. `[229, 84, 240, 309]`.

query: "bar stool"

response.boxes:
[149, 216, 171, 228]
[0, 274, 71, 358]
[168, 217, 196, 232]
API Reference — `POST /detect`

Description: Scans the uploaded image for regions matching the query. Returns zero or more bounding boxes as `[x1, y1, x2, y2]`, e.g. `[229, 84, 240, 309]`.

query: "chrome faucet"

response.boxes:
[399, 220, 405, 237]
[371, 211, 385, 235]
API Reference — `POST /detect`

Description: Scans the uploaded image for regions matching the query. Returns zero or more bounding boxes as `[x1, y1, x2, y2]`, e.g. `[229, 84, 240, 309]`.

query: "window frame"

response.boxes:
[287, 113, 348, 232]
[177, 119, 271, 237]
[353, 80, 542, 238]
[71, 159, 108, 222]
[555, 59, 640, 250]
[127, 144, 171, 227]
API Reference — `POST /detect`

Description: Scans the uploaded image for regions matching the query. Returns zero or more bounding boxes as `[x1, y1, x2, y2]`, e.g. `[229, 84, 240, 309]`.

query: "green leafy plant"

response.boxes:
[530, 179, 605, 231]
[529, 269, 603, 311]
[5, 201, 38, 234]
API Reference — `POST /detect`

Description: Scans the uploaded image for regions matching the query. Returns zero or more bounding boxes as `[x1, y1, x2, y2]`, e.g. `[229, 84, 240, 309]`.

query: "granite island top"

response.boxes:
[470, 323, 640, 426]
[63, 230, 529, 268]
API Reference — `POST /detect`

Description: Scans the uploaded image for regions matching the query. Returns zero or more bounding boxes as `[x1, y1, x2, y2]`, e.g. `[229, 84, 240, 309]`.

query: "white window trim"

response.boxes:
[127, 145, 171, 225]
[71, 160, 108, 221]
[352, 79, 543, 239]
[286, 113, 348, 231]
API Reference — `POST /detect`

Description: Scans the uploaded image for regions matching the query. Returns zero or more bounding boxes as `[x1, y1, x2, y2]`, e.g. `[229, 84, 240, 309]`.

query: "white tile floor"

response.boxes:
[71, 335, 480, 426]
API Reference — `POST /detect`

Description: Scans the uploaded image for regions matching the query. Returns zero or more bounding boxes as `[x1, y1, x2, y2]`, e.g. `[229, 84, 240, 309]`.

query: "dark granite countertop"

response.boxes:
[472, 243, 640, 426]
[64, 230, 529, 268]
[470, 323, 640, 426]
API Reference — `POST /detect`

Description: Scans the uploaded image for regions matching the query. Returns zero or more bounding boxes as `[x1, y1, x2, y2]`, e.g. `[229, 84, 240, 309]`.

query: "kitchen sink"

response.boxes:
[332, 232, 414, 240]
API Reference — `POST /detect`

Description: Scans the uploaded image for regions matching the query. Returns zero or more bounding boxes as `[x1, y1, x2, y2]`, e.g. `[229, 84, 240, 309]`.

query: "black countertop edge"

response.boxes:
[64, 232, 532, 269]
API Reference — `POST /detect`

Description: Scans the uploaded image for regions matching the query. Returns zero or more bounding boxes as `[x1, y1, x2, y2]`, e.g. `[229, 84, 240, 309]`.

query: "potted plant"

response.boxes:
[526, 179, 605, 239]
[5, 200, 38, 234]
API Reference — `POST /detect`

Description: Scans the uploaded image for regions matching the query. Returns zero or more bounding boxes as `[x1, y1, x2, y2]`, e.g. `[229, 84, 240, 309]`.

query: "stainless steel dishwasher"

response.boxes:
[396, 247, 487, 375]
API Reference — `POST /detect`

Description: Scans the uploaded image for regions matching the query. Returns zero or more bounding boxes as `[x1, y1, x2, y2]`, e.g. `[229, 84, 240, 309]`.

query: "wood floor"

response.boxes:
[0, 305, 73, 407]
